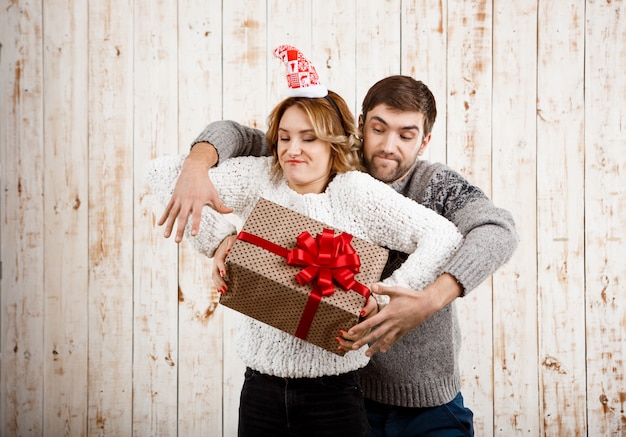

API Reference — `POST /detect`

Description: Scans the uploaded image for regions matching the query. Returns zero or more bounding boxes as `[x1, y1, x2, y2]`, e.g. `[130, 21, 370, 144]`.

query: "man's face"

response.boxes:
[359, 104, 431, 184]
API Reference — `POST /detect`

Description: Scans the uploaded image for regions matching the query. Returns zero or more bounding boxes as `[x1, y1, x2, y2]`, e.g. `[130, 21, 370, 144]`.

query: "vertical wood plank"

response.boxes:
[133, 1, 180, 435]
[401, 0, 448, 164]
[491, 0, 540, 435]
[584, 0, 626, 435]
[355, 0, 401, 104]
[0, 1, 45, 435]
[42, 0, 89, 434]
[311, 1, 357, 114]
[221, 2, 268, 433]
[447, 1, 494, 190]
[222, 0, 268, 127]
[536, 1, 587, 435]
[446, 1, 497, 434]
[177, 0, 224, 434]
[87, 0, 134, 434]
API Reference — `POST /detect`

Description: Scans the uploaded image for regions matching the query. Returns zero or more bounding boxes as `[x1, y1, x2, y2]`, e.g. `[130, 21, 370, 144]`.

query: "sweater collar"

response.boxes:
[388, 159, 420, 193]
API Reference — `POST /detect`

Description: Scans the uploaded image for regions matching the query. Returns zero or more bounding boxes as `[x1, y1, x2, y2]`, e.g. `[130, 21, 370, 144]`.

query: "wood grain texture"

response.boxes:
[537, 1, 587, 435]
[87, 0, 135, 435]
[1, 2, 624, 436]
[491, 1, 541, 435]
[42, 0, 89, 434]
[355, 0, 401, 104]
[132, 0, 180, 434]
[585, 0, 626, 435]
[401, 0, 448, 164]
[0, 1, 45, 435]
[311, 0, 357, 114]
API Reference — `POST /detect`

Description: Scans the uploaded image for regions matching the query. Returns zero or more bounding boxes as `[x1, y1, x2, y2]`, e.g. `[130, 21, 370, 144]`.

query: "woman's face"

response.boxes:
[277, 105, 333, 194]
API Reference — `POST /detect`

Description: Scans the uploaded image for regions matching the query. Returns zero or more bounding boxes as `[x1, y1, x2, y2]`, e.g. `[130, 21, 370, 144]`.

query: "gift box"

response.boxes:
[220, 197, 389, 355]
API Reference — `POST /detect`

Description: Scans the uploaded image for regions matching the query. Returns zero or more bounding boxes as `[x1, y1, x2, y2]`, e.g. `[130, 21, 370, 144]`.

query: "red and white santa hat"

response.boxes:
[273, 45, 328, 98]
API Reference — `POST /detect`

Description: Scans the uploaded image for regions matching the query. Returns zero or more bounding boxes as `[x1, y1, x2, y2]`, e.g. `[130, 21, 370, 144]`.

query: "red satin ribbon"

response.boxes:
[237, 228, 370, 340]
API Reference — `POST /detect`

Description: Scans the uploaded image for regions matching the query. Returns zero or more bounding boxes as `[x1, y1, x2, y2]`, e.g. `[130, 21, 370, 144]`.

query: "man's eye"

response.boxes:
[401, 136, 413, 141]
[373, 128, 383, 134]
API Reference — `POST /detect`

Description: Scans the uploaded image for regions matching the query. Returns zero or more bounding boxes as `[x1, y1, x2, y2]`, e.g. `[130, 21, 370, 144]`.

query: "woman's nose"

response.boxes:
[287, 139, 302, 155]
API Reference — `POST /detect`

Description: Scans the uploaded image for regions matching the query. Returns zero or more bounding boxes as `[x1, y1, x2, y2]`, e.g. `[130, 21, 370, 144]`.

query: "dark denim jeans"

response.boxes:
[238, 367, 370, 437]
[365, 392, 474, 437]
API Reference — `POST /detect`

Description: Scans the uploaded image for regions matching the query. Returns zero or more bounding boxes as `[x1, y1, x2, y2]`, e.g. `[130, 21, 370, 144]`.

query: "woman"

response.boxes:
[147, 46, 462, 437]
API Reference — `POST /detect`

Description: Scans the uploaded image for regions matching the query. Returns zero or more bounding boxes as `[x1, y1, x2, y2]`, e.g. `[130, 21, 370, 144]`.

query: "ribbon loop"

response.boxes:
[286, 229, 364, 297]
[237, 227, 370, 340]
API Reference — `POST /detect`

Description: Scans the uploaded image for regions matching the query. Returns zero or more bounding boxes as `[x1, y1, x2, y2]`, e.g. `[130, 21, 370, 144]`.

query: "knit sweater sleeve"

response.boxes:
[416, 165, 519, 295]
[145, 154, 270, 257]
[328, 172, 463, 305]
[191, 120, 270, 164]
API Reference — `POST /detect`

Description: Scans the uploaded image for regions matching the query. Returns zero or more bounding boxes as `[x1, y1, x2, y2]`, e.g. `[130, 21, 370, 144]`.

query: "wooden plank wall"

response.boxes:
[1, 0, 625, 436]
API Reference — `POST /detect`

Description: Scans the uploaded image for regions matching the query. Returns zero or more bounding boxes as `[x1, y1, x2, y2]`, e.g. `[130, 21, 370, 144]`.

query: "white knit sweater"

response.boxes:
[146, 155, 463, 378]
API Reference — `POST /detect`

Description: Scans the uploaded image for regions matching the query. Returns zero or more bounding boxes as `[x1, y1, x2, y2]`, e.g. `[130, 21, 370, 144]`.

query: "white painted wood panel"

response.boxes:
[584, 0, 626, 435]
[0, 1, 45, 435]
[491, 1, 541, 435]
[1, 2, 625, 436]
[536, 1, 587, 435]
[42, 0, 89, 434]
[311, 1, 357, 115]
[355, 0, 401, 105]
[87, 0, 135, 435]
[87, 0, 135, 434]
[132, 1, 180, 435]
[401, 0, 448, 164]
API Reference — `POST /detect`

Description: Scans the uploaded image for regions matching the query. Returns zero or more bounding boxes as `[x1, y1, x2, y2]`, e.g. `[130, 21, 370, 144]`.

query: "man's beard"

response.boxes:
[364, 154, 412, 184]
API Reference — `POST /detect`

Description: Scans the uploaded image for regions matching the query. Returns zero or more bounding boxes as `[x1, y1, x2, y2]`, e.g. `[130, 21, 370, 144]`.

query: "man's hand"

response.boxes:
[211, 235, 237, 293]
[348, 274, 463, 356]
[157, 142, 233, 242]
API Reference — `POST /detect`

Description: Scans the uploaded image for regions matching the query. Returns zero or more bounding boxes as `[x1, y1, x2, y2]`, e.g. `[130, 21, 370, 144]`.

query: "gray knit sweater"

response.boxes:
[193, 120, 519, 408]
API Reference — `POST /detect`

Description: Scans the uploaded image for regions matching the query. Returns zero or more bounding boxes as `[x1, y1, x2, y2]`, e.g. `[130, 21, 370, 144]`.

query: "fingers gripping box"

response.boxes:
[220, 198, 389, 355]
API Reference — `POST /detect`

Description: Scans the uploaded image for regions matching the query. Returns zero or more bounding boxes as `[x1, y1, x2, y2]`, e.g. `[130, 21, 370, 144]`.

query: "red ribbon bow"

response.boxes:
[236, 228, 370, 340]
[287, 229, 364, 296]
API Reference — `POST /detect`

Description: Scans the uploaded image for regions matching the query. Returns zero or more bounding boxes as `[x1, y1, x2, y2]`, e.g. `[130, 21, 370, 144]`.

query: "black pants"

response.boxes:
[238, 367, 370, 437]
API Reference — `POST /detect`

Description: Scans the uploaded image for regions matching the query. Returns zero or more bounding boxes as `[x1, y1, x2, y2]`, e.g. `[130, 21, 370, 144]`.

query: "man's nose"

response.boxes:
[382, 134, 396, 153]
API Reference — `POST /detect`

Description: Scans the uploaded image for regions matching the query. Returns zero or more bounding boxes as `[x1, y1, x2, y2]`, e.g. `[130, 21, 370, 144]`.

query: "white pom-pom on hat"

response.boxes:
[273, 45, 328, 98]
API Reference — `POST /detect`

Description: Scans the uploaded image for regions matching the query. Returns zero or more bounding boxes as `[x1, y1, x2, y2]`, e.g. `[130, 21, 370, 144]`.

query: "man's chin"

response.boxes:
[368, 166, 398, 184]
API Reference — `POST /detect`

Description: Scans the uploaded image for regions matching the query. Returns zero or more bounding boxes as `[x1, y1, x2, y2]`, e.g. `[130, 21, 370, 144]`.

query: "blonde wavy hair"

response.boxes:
[265, 90, 364, 181]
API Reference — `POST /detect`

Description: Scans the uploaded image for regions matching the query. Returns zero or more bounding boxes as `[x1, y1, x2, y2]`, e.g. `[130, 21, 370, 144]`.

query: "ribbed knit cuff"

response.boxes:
[359, 371, 461, 408]
[191, 121, 243, 165]
[443, 254, 490, 296]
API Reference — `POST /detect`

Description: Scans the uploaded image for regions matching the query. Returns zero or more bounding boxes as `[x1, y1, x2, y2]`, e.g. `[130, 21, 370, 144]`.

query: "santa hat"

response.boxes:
[273, 45, 328, 98]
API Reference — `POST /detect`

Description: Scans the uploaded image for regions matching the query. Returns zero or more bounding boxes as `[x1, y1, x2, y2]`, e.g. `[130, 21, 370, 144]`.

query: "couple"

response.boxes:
[150, 45, 518, 437]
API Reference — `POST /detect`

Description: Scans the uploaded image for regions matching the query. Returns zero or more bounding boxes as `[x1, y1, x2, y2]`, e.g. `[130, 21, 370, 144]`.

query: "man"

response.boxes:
[160, 75, 518, 436]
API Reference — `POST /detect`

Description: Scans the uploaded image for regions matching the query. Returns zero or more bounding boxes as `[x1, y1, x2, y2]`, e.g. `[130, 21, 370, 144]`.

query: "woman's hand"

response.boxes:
[336, 295, 378, 352]
[211, 234, 238, 294]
